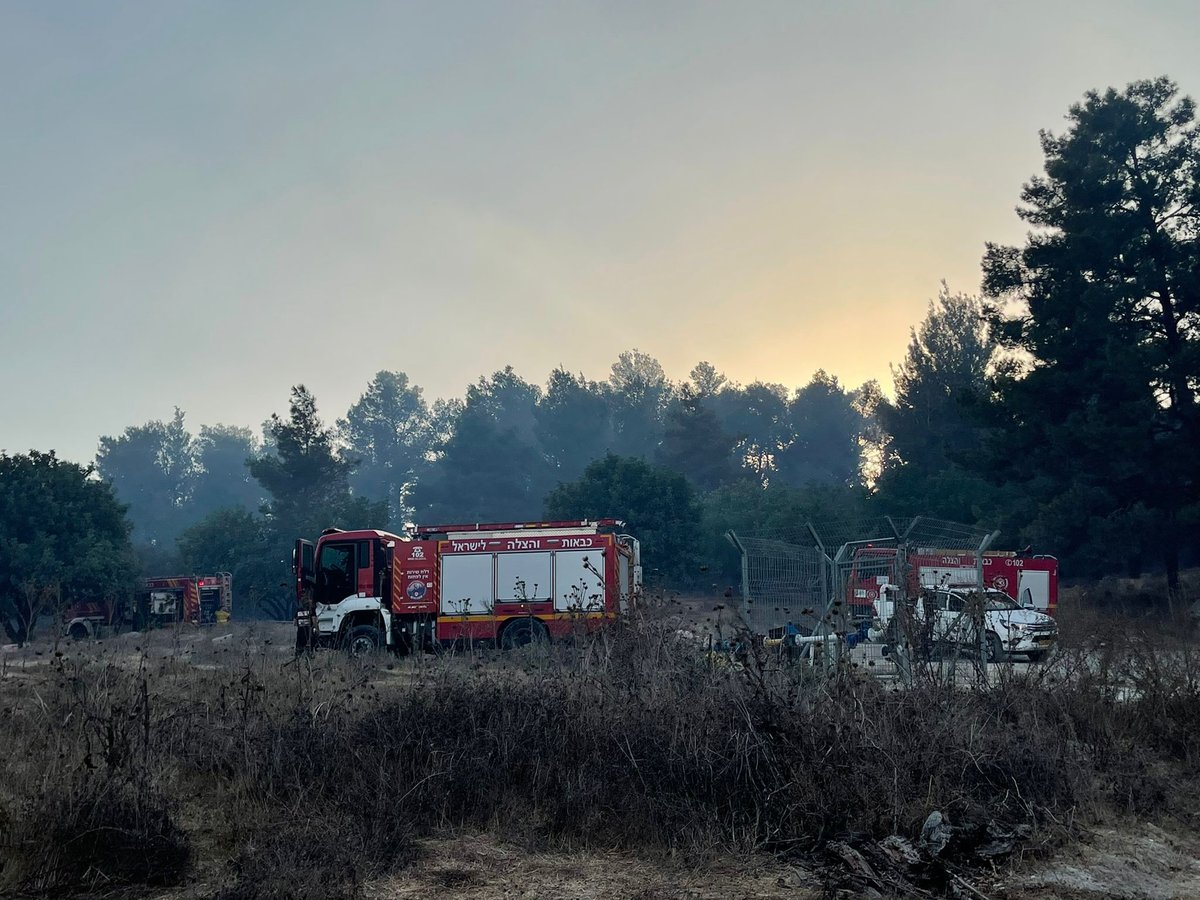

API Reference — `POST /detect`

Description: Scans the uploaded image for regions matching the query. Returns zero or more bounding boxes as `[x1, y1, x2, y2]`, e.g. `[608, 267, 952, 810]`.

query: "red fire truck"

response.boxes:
[64, 573, 233, 639]
[846, 547, 1058, 615]
[138, 574, 233, 627]
[294, 520, 642, 655]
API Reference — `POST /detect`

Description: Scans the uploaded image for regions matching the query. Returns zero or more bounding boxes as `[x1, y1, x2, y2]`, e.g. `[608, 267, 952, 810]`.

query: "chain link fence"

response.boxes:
[726, 517, 1001, 683]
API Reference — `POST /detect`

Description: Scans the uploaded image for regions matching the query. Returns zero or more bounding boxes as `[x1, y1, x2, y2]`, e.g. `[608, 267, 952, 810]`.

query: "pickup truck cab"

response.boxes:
[926, 588, 1058, 662]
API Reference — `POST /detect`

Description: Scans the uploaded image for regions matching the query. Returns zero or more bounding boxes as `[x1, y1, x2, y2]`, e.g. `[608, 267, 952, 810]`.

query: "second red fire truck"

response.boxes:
[294, 519, 641, 654]
[846, 547, 1059, 615]
[844, 546, 1060, 660]
[64, 573, 233, 639]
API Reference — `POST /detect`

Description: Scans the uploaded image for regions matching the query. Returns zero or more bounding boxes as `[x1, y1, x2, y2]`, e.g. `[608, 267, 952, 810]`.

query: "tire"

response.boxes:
[344, 624, 383, 658]
[500, 618, 548, 650]
[68, 623, 89, 642]
[985, 631, 1007, 663]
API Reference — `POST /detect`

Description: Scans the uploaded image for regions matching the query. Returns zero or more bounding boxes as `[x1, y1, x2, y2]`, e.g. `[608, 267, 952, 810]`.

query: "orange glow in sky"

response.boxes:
[1, 2, 1198, 461]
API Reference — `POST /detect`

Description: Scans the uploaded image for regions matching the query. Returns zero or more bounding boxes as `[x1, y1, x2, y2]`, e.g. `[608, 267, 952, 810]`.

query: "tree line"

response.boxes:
[92, 352, 880, 600]
[3, 76, 1199, 629]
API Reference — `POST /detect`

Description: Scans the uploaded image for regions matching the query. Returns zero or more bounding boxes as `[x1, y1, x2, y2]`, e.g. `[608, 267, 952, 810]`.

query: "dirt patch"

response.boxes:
[364, 837, 819, 900]
[997, 822, 1200, 899]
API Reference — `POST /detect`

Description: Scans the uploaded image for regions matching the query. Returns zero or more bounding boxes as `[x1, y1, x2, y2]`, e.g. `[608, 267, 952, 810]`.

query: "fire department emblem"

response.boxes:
[992, 575, 1009, 590]
[406, 581, 427, 600]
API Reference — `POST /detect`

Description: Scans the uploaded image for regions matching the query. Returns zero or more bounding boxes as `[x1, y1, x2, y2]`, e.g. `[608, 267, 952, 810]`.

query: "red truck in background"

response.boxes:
[846, 547, 1058, 615]
[64, 573, 233, 640]
[845, 546, 1060, 661]
[294, 519, 642, 655]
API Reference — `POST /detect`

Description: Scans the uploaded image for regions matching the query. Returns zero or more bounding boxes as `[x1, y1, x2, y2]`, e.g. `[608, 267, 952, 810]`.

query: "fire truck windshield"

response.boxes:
[315, 542, 355, 606]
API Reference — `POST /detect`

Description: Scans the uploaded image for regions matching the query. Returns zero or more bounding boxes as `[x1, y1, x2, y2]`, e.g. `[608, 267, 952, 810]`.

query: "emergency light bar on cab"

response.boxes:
[293, 519, 642, 654]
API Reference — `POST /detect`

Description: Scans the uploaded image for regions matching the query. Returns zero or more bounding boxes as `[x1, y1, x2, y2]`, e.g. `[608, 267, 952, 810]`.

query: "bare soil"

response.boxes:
[996, 822, 1200, 900]
[354, 822, 1200, 900]
[364, 838, 818, 900]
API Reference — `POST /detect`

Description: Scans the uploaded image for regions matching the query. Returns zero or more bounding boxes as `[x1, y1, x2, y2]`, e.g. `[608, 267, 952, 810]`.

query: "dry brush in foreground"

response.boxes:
[0, 613, 1197, 897]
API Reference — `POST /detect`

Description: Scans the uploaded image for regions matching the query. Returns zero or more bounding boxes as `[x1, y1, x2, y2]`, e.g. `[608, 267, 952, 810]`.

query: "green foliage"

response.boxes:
[545, 455, 701, 586]
[534, 367, 614, 482]
[412, 368, 549, 523]
[0, 451, 138, 643]
[875, 285, 1002, 524]
[96, 407, 196, 545]
[229, 386, 387, 616]
[981, 76, 1200, 585]
[338, 370, 432, 527]
[774, 371, 866, 487]
[177, 508, 287, 618]
[463, 365, 542, 440]
[95, 414, 262, 569]
[657, 385, 740, 492]
[249, 385, 380, 539]
[688, 360, 728, 398]
[413, 406, 547, 524]
[607, 349, 672, 458]
[882, 284, 994, 471]
[711, 380, 791, 482]
[192, 424, 262, 519]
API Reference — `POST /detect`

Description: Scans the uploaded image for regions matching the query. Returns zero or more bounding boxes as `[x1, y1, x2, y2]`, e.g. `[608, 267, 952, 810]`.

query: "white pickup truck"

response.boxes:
[875, 586, 1058, 662]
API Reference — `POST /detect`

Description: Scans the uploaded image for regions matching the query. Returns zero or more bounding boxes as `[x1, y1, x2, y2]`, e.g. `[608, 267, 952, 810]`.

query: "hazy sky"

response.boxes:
[3, 1, 1198, 464]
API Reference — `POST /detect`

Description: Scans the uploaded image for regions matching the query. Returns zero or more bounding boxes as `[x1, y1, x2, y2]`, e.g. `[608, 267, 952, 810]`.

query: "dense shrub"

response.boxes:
[0, 775, 189, 894]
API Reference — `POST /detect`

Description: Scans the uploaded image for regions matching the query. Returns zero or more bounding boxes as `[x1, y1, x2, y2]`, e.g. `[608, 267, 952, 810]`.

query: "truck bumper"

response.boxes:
[1006, 634, 1057, 655]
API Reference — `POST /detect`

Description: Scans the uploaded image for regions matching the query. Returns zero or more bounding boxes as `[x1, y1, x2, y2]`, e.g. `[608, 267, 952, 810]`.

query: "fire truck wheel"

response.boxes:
[985, 631, 1007, 663]
[344, 624, 383, 657]
[68, 623, 89, 641]
[500, 618, 548, 650]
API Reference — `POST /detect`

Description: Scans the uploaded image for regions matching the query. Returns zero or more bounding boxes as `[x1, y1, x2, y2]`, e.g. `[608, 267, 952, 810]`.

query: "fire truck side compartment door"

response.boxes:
[440, 553, 494, 615]
[554, 550, 604, 611]
[496, 551, 552, 603]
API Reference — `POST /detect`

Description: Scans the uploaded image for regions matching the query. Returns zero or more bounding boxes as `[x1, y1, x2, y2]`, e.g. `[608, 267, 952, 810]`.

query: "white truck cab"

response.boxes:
[926, 588, 1058, 661]
[873, 586, 1058, 662]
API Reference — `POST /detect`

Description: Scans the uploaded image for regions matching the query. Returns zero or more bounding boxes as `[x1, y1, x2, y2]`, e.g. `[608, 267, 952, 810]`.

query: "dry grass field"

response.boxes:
[2, 596, 1199, 898]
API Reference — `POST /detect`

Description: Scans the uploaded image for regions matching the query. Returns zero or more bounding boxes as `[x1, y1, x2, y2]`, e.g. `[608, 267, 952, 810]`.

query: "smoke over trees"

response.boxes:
[338, 371, 432, 528]
[3, 76, 1196, 617]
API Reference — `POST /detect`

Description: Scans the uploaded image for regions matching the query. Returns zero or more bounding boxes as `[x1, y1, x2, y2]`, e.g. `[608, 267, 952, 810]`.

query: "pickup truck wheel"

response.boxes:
[500, 618, 548, 650]
[985, 631, 1007, 663]
[344, 624, 383, 658]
